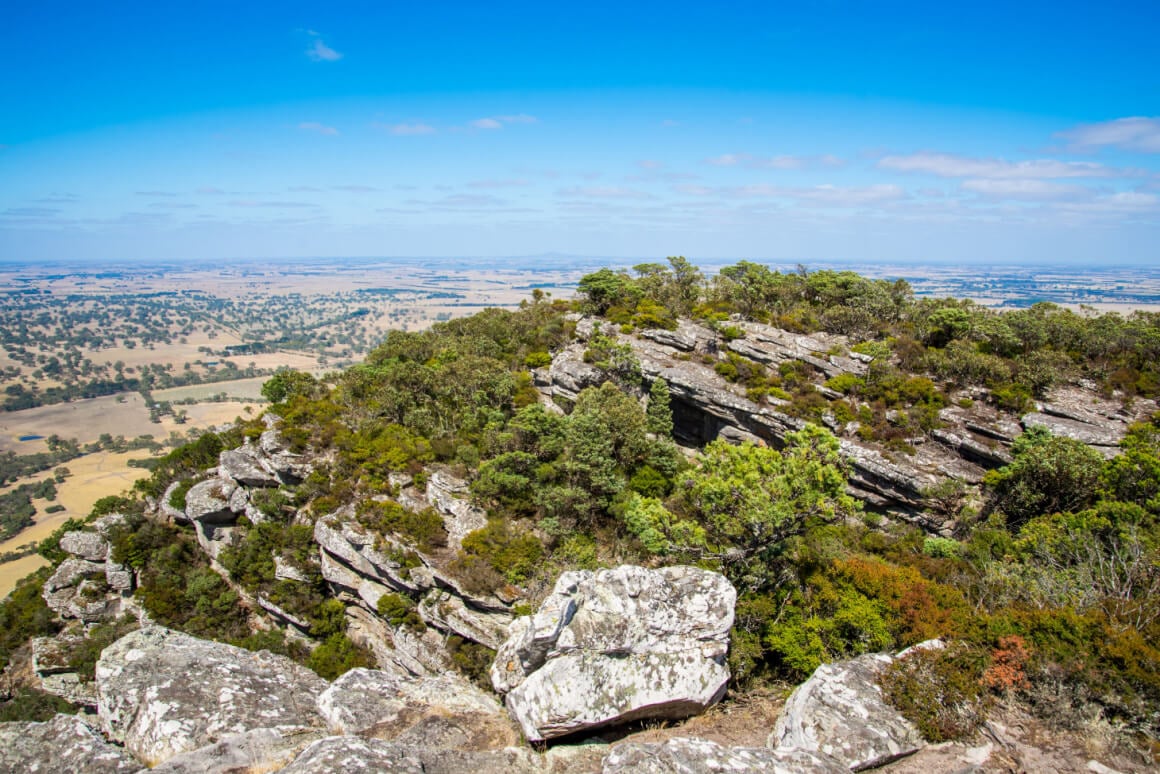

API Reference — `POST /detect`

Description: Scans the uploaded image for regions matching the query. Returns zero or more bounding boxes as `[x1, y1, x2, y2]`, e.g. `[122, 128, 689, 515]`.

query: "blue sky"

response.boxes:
[2, 1, 1159, 265]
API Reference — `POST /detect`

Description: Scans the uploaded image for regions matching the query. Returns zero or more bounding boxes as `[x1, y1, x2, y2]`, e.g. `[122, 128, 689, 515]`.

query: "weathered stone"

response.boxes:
[31, 635, 100, 707]
[317, 667, 517, 749]
[193, 521, 238, 562]
[418, 589, 512, 650]
[275, 554, 311, 582]
[604, 737, 847, 774]
[258, 595, 311, 631]
[279, 737, 426, 773]
[314, 515, 429, 594]
[0, 714, 138, 773]
[44, 557, 105, 592]
[219, 446, 280, 487]
[59, 530, 109, 561]
[93, 511, 131, 537]
[96, 626, 327, 766]
[770, 652, 924, 771]
[105, 554, 134, 592]
[344, 604, 450, 677]
[1022, 412, 1122, 448]
[426, 470, 488, 550]
[184, 479, 237, 524]
[160, 481, 190, 523]
[492, 565, 735, 742]
[148, 727, 326, 774]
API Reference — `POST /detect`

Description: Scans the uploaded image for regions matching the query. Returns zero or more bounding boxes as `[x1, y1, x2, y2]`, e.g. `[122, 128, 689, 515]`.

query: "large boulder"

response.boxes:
[95, 626, 328, 766]
[769, 652, 925, 771]
[148, 727, 327, 773]
[491, 565, 735, 742]
[0, 713, 138, 773]
[59, 530, 110, 561]
[218, 446, 281, 488]
[316, 667, 517, 749]
[184, 479, 238, 524]
[604, 737, 846, 774]
[280, 736, 604, 774]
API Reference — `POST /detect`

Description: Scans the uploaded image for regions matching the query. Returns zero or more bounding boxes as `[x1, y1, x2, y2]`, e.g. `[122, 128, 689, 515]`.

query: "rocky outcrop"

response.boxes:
[59, 530, 109, 561]
[280, 736, 605, 774]
[218, 446, 282, 488]
[317, 666, 518, 749]
[42, 557, 115, 622]
[604, 737, 846, 774]
[491, 565, 735, 742]
[426, 470, 488, 550]
[95, 626, 328, 766]
[770, 651, 926, 771]
[31, 634, 99, 707]
[184, 478, 237, 524]
[147, 727, 327, 773]
[0, 714, 138, 773]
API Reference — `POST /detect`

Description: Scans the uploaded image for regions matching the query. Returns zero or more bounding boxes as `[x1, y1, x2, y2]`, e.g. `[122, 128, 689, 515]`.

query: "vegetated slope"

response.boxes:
[2, 259, 1158, 757]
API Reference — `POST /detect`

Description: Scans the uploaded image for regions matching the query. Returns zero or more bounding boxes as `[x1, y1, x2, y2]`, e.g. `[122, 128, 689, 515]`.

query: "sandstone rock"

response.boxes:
[184, 479, 237, 524]
[93, 511, 130, 537]
[344, 603, 451, 677]
[770, 652, 924, 771]
[314, 515, 429, 595]
[418, 589, 512, 650]
[492, 565, 735, 742]
[43, 558, 108, 619]
[0, 714, 137, 773]
[59, 530, 109, 561]
[219, 446, 280, 487]
[1022, 412, 1122, 448]
[160, 481, 190, 523]
[105, 557, 134, 592]
[193, 521, 239, 561]
[604, 737, 846, 774]
[148, 727, 326, 774]
[279, 737, 426, 773]
[96, 626, 327, 765]
[317, 667, 517, 749]
[44, 557, 105, 592]
[275, 554, 311, 582]
[31, 635, 100, 707]
[426, 470, 488, 550]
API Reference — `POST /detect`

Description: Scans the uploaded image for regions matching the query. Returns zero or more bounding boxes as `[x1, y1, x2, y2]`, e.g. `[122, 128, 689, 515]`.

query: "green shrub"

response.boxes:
[376, 592, 426, 632]
[879, 643, 987, 741]
[0, 688, 76, 722]
[460, 518, 543, 584]
[306, 633, 373, 680]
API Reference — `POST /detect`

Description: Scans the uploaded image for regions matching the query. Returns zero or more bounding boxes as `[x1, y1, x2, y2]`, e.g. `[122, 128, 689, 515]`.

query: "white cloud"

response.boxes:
[383, 123, 436, 136]
[961, 179, 1090, 201]
[467, 179, 530, 188]
[638, 160, 664, 169]
[469, 115, 538, 130]
[1057, 117, 1160, 153]
[298, 122, 339, 136]
[878, 151, 1121, 179]
[306, 38, 342, 62]
[558, 186, 653, 200]
[706, 153, 843, 169]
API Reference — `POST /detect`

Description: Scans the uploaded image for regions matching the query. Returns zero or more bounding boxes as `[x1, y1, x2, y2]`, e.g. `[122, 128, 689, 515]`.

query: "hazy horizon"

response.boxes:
[3, 2, 1159, 266]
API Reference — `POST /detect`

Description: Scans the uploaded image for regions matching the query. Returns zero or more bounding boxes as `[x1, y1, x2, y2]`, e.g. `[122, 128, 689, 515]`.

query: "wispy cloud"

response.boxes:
[332, 185, 379, 193]
[228, 200, 320, 209]
[469, 114, 538, 130]
[878, 151, 1124, 179]
[675, 183, 906, 207]
[306, 33, 342, 62]
[299, 122, 339, 136]
[135, 190, 178, 197]
[961, 179, 1090, 201]
[2, 207, 61, 217]
[558, 186, 654, 200]
[35, 193, 79, 204]
[1057, 117, 1160, 154]
[381, 122, 436, 136]
[467, 179, 530, 189]
[706, 153, 843, 169]
[195, 186, 227, 195]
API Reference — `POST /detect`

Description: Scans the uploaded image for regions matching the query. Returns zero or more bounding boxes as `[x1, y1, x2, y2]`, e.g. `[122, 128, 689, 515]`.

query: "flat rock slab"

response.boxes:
[96, 626, 328, 766]
[604, 737, 847, 774]
[0, 713, 138, 773]
[148, 727, 326, 773]
[281, 736, 603, 774]
[770, 652, 924, 771]
[316, 667, 517, 750]
[492, 565, 735, 742]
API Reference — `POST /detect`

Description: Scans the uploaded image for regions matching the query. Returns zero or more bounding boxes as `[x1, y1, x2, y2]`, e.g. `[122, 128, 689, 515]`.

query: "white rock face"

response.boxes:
[604, 737, 846, 774]
[147, 727, 326, 773]
[317, 667, 517, 749]
[426, 470, 488, 550]
[491, 565, 736, 742]
[95, 626, 328, 766]
[59, 530, 110, 561]
[769, 652, 925, 771]
[0, 714, 138, 773]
